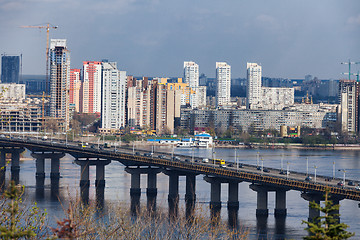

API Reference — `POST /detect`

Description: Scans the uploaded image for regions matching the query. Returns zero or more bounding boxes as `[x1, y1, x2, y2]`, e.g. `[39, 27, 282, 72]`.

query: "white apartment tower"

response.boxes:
[216, 62, 231, 107]
[184, 61, 199, 108]
[246, 62, 262, 109]
[49, 39, 70, 130]
[101, 62, 127, 130]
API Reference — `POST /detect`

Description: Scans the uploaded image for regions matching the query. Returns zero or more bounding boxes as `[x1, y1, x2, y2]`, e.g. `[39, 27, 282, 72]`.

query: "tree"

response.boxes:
[0, 181, 48, 239]
[302, 191, 354, 239]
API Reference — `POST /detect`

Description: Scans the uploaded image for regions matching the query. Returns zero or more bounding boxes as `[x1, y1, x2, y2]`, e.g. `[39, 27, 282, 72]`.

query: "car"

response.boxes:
[173, 156, 180, 161]
[158, 155, 166, 159]
[144, 153, 153, 157]
[220, 164, 226, 168]
[305, 176, 312, 182]
[0, 134, 5, 138]
[355, 186, 360, 190]
[280, 170, 290, 175]
[257, 166, 262, 171]
[348, 181, 355, 186]
[202, 158, 209, 163]
[184, 159, 191, 162]
[325, 177, 332, 182]
[263, 168, 270, 173]
[135, 152, 141, 156]
[337, 181, 344, 186]
[227, 163, 234, 167]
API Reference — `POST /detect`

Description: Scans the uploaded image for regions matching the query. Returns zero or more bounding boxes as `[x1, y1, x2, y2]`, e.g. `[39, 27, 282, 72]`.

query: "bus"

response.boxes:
[212, 159, 226, 166]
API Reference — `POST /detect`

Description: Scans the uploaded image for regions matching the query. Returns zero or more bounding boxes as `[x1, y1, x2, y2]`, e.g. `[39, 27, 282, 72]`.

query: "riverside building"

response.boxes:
[49, 39, 70, 130]
[216, 62, 231, 107]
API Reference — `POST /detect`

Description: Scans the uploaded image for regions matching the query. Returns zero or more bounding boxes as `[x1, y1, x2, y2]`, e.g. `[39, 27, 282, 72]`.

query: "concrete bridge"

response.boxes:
[0, 135, 359, 223]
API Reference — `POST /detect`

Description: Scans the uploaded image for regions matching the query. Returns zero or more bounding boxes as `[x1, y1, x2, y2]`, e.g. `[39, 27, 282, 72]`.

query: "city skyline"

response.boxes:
[0, 0, 359, 79]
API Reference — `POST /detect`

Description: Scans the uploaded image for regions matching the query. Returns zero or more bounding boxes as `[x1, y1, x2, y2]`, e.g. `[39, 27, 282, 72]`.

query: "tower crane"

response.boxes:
[20, 23, 58, 94]
[341, 59, 360, 81]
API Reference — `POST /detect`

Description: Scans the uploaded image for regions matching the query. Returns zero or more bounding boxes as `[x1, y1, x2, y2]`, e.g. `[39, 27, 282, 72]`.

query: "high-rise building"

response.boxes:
[1, 55, 20, 83]
[82, 61, 102, 114]
[49, 39, 70, 130]
[338, 80, 359, 133]
[216, 62, 231, 107]
[246, 62, 262, 109]
[184, 61, 199, 108]
[101, 62, 127, 130]
[69, 69, 81, 112]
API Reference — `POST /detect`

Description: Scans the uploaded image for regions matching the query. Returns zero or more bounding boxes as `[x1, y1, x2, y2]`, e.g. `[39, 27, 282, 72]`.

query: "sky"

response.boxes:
[1, 0, 360, 79]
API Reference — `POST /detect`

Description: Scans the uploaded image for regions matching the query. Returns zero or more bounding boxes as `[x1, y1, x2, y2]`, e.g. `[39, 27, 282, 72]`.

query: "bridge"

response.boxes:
[0, 135, 359, 222]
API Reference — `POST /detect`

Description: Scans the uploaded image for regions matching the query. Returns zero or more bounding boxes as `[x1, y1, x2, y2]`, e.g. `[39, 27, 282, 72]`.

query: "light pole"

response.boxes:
[235, 148, 238, 171]
[286, 161, 290, 179]
[65, 130, 68, 146]
[314, 165, 317, 183]
[171, 144, 174, 160]
[192, 148, 194, 163]
[306, 157, 309, 176]
[257, 152, 259, 167]
[281, 154, 284, 172]
[261, 158, 264, 174]
[132, 142, 135, 155]
[332, 161, 335, 179]
[338, 169, 346, 186]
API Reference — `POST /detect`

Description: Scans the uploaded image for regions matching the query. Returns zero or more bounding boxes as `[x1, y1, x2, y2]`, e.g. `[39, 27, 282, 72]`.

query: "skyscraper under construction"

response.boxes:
[49, 39, 70, 130]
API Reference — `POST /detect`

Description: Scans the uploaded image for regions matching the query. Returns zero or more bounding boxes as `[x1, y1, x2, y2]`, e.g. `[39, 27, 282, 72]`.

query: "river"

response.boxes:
[6, 146, 360, 239]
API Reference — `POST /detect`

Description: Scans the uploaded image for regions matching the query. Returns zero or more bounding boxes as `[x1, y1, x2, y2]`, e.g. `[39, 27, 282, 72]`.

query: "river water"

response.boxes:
[5, 146, 360, 239]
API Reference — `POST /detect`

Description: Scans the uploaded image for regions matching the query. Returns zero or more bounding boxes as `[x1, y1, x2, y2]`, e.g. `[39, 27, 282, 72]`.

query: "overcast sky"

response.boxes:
[1, 0, 359, 79]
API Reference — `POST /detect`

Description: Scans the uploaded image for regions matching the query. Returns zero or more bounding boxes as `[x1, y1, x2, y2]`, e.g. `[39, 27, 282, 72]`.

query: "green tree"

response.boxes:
[0, 181, 48, 239]
[302, 191, 354, 239]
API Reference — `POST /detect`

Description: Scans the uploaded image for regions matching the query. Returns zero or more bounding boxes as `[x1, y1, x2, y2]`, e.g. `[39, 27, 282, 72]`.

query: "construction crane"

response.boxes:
[20, 23, 58, 94]
[341, 59, 360, 81]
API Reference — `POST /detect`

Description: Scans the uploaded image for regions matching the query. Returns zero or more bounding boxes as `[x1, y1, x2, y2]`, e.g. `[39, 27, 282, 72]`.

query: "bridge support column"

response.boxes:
[275, 189, 287, 217]
[250, 184, 268, 217]
[79, 161, 90, 188]
[50, 153, 65, 180]
[146, 168, 161, 213]
[204, 176, 221, 209]
[228, 181, 239, 210]
[95, 162, 106, 188]
[10, 150, 21, 184]
[185, 173, 196, 204]
[167, 172, 179, 218]
[301, 192, 322, 222]
[125, 167, 142, 216]
[0, 151, 6, 186]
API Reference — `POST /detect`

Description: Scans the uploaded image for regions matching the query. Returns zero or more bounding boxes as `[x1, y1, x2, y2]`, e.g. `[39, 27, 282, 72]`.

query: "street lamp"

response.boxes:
[286, 161, 290, 179]
[281, 154, 284, 172]
[314, 165, 317, 183]
[257, 152, 259, 167]
[192, 148, 194, 163]
[338, 169, 346, 186]
[261, 158, 264, 174]
[306, 157, 309, 176]
[235, 148, 238, 171]
[332, 161, 336, 179]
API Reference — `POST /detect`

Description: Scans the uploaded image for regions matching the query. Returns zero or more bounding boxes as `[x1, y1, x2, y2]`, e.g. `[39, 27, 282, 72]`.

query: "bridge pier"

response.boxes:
[0, 151, 6, 186]
[228, 181, 240, 209]
[125, 166, 162, 215]
[74, 158, 111, 206]
[250, 184, 269, 217]
[204, 176, 221, 209]
[275, 189, 287, 217]
[11, 149, 23, 184]
[164, 170, 179, 218]
[31, 152, 65, 194]
[301, 192, 323, 222]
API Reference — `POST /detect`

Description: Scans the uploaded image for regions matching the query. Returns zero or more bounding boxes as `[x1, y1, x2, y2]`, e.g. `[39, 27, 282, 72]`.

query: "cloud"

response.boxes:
[347, 14, 360, 25]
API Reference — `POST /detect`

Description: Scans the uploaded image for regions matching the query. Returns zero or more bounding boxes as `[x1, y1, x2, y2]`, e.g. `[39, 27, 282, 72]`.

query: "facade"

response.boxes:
[127, 77, 182, 134]
[69, 69, 81, 112]
[1, 55, 20, 83]
[246, 62, 262, 109]
[184, 61, 199, 108]
[260, 87, 294, 110]
[196, 86, 207, 108]
[0, 99, 42, 132]
[82, 61, 102, 113]
[181, 104, 337, 133]
[215, 62, 231, 107]
[101, 62, 127, 130]
[49, 39, 70, 130]
[338, 80, 359, 133]
[0, 83, 25, 100]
